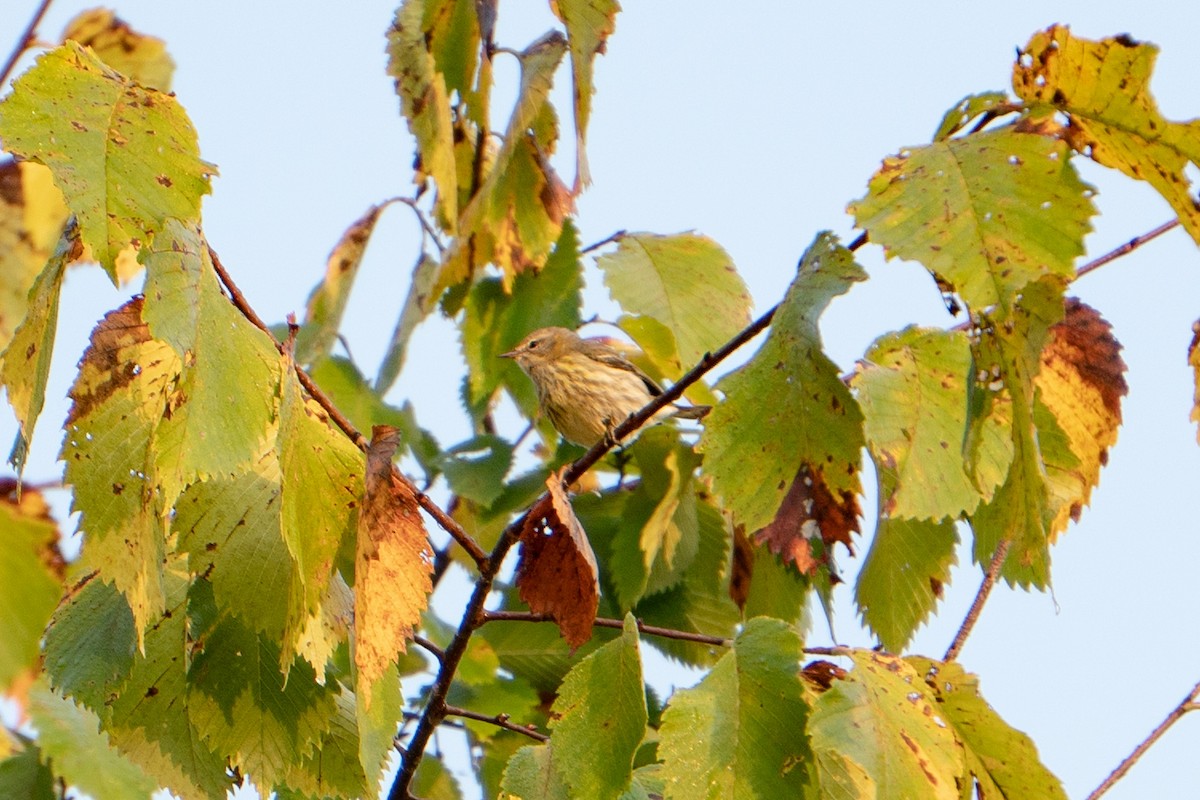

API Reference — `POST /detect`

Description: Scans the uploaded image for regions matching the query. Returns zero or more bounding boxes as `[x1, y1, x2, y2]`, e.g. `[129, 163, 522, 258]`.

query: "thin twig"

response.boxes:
[0, 0, 52, 88]
[390, 196, 447, 255]
[943, 538, 1011, 662]
[207, 245, 489, 569]
[1075, 218, 1180, 280]
[411, 635, 444, 665]
[1086, 679, 1200, 800]
[443, 704, 549, 743]
[581, 229, 626, 254]
[481, 610, 733, 648]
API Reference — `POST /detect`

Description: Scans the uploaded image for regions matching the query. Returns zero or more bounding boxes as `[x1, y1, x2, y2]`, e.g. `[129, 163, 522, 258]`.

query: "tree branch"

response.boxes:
[1086, 679, 1200, 800]
[207, 245, 489, 569]
[480, 610, 733, 648]
[943, 538, 1010, 662]
[0, 0, 52, 88]
[443, 704, 549, 743]
[1075, 218, 1180, 280]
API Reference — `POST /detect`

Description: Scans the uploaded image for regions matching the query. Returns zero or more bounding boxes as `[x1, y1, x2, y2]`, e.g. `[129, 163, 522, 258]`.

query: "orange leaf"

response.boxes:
[754, 464, 860, 577]
[354, 426, 433, 707]
[516, 474, 599, 649]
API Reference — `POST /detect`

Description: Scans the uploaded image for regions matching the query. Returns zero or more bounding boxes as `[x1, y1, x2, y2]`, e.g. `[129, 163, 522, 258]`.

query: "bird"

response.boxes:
[500, 326, 710, 447]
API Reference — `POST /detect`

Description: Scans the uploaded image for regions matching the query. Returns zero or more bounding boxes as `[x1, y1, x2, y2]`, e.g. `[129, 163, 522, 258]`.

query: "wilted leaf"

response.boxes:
[850, 127, 1095, 311]
[755, 464, 860, 576]
[551, 0, 620, 189]
[908, 657, 1068, 799]
[62, 8, 175, 90]
[516, 474, 600, 648]
[1014, 25, 1200, 244]
[1036, 299, 1126, 537]
[295, 204, 385, 364]
[355, 426, 433, 707]
[700, 232, 866, 536]
[657, 617, 812, 798]
[0, 42, 213, 279]
[932, 91, 1012, 141]
[376, 251, 441, 394]
[598, 232, 752, 369]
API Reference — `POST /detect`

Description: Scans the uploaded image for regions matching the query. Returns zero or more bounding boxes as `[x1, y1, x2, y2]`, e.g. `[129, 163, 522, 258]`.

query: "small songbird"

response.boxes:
[501, 326, 710, 447]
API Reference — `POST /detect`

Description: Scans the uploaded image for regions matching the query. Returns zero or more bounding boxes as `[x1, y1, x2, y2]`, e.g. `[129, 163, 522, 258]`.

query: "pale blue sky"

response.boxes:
[4, 2, 1200, 798]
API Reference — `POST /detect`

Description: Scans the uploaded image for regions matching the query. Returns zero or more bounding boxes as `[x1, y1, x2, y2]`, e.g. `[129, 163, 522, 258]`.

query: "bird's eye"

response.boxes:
[527, 339, 540, 350]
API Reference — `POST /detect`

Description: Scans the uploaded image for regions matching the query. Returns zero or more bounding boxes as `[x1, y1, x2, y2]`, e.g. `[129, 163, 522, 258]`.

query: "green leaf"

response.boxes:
[437, 434, 515, 507]
[356, 663, 403, 797]
[699, 232, 866, 534]
[462, 217, 583, 421]
[187, 587, 339, 795]
[932, 91, 1011, 141]
[27, 680, 157, 800]
[43, 577, 135, 710]
[387, 0, 460, 230]
[500, 744, 569, 799]
[617, 314, 719, 408]
[551, 0, 620, 188]
[283, 688, 370, 800]
[143, 220, 280, 508]
[598, 233, 752, 368]
[739, 542, 813, 627]
[855, 508, 958, 653]
[1, 223, 68, 474]
[295, 204, 385, 364]
[850, 127, 1095, 311]
[0, 41, 213, 279]
[907, 658, 1068, 800]
[61, 300, 179, 638]
[853, 327, 994, 521]
[1014, 26, 1200, 244]
[658, 617, 813, 798]
[809, 650, 964, 800]
[413, 755, 465, 800]
[548, 614, 647, 798]
[0, 737, 55, 800]
[376, 251, 440, 394]
[0, 490, 62, 689]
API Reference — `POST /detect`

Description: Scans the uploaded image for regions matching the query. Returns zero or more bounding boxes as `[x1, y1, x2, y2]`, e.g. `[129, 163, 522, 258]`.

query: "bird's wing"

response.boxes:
[579, 338, 664, 396]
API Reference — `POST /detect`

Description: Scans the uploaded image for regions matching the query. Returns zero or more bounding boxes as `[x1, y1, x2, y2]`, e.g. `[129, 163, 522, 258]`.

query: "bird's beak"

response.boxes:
[499, 349, 517, 359]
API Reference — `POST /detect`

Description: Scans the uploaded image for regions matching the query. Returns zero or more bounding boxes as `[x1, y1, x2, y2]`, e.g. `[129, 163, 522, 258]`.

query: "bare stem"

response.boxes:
[481, 610, 733, 647]
[1075, 218, 1180, 280]
[943, 538, 1011, 662]
[207, 245, 489, 569]
[443, 704, 549, 743]
[1086, 679, 1200, 800]
[581, 229, 626, 254]
[0, 0, 52, 88]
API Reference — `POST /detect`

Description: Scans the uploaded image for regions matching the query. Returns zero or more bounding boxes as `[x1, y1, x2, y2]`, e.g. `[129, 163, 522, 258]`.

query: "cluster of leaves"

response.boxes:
[1, 3, 1198, 799]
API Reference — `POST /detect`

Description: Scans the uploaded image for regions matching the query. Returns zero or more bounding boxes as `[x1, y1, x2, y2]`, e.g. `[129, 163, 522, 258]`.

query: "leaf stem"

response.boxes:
[1075, 218, 1180, 280]
[0, 0, 52, 88]
[1086, 679, 1200, 800]
[443, 704, 549, 743]
[943, 538, 1010, 662]
[480, 610, 733, 647]
[208, 245, 489, 568]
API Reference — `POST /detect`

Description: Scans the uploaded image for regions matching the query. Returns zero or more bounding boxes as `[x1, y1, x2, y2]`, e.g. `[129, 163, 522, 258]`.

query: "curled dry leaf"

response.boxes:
[755, 464, 861, 577]
[516, 473, 600, 649]
[354, 426, 433, 708]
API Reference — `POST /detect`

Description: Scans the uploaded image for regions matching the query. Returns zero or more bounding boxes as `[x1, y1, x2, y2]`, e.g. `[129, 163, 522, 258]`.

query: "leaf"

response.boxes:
[547, 614, 647, 799]
[598, 232, 752, 368]
[855, 504, 958, 653]
[26, 680, 157, 800]
[387, 0, 459, 230]
[413, 755, 465, 800]
[850, 127, 1095, 311]
[142, 220, 280, 508]
[551, 0, 620, 189]
[755, 464, 861, 576]
[356, 662, 403, 797]
[700, 232, 866, 536]
[0, 160, 69, 358]
[1035, 298, 1127, 537]
[907, 657, 1068, 800]
[376, 251, 440, 394]
[283, 688, 370, 800]
[2, 225, 71, 475]
[61, 299, 179, 639]
[932, 91, 1012, 141]
[477, 610, 611, 694]
[0, 483, 64, 689]
[617, 314, 719, 408]
[62, 8, 175, 90]
[354, 426, 434, 708]
[0, 42, 213, 279]
[462, 219, 583, 420]
[0, 737, 55, 800]
[516, 474, 600, 648]
[437, 434, 515, 507]
[1014, 25, 1200, 244]
[43, 577, 135, 710]
[809, 650, 964, 800]
[500, 744, 569, 800]
[657, 617, 812, 798]
[295, 204, 385, 364]
[853, 327, 996, 521]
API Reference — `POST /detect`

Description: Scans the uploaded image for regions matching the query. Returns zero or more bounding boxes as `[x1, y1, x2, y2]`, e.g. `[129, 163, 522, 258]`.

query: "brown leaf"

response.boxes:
[754, 463, 861, 576]
[1191, 319, 1200, 442]
[516, 474, 599, 649]
[354, 426, 433, 708]
[728, 525, 754, 610]
[1037, 299, 1127, 535]
[802, 659, 847, 691]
